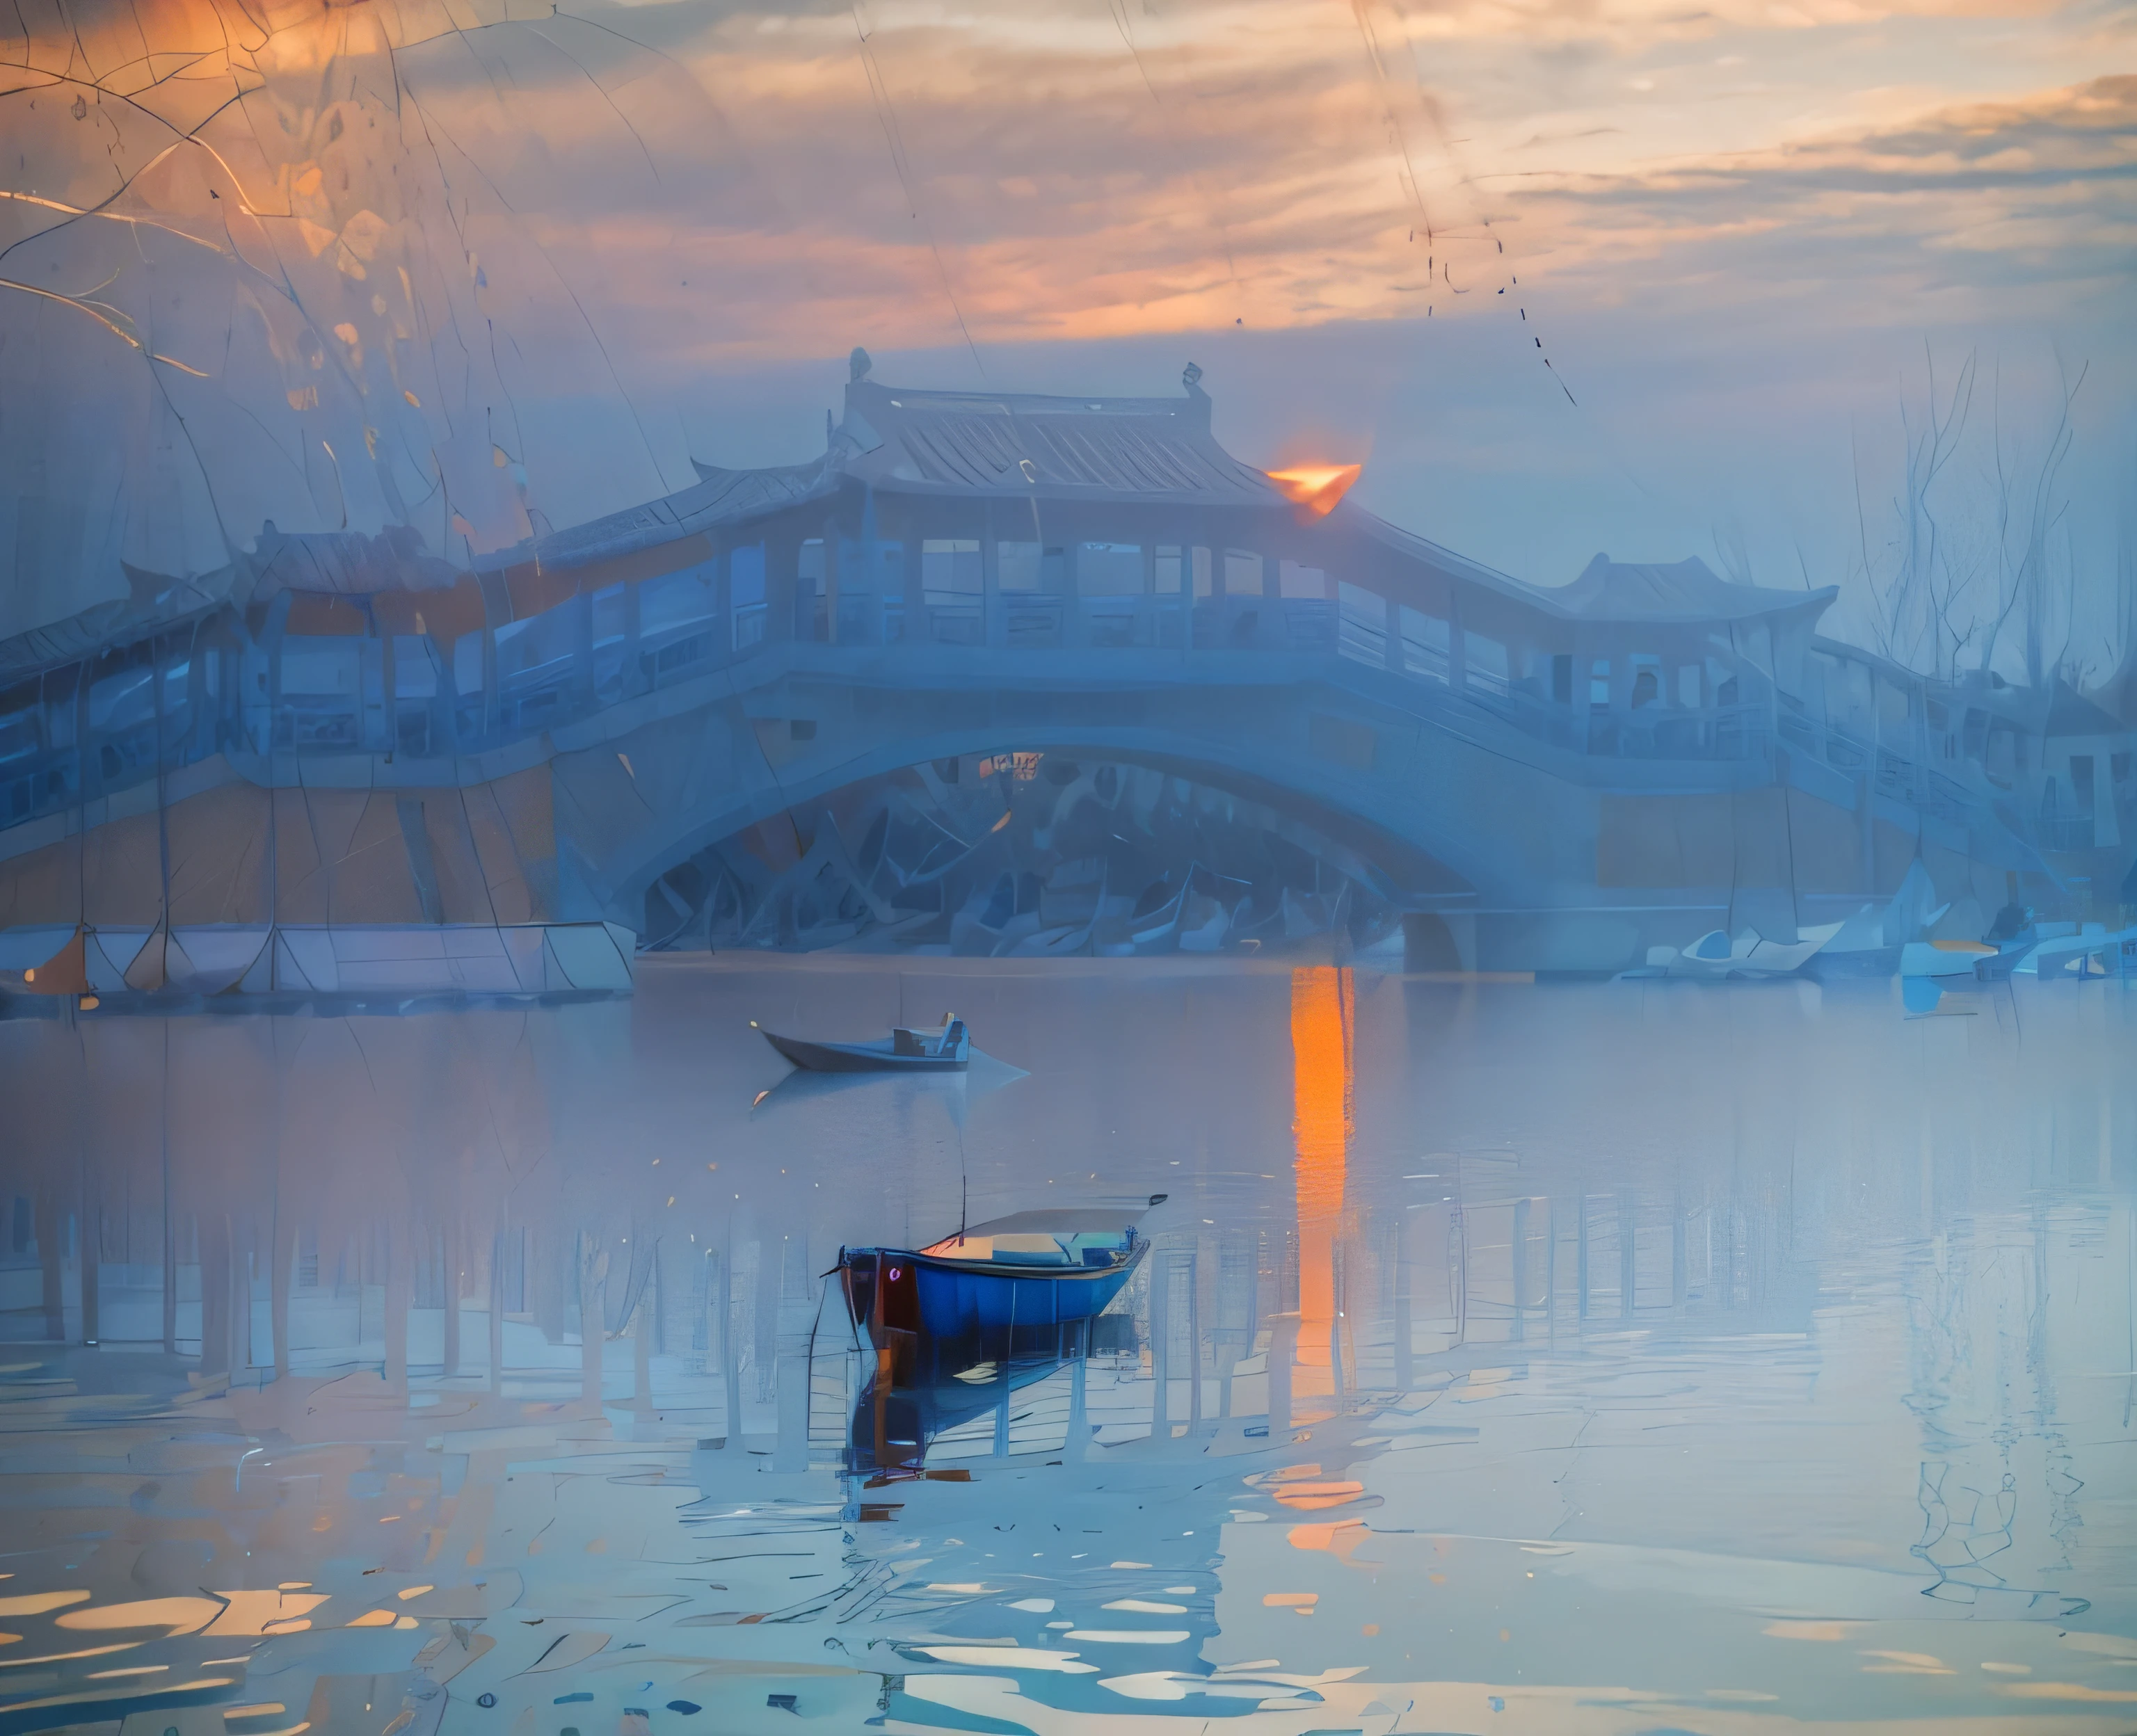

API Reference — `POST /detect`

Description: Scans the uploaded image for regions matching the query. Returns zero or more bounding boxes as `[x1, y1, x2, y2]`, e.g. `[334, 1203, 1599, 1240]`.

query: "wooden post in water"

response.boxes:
[385, 1224, 410, 1395]
[719, 1246, 741, 1449]
[35, 1188, 64, 1341]
[199, 1212, 232, 1379]
[442, 1225, 462, 1380]
[79, 1180, 100, 1346]
[634, 1289, 654, 1417]
[992, 1285, 1016, 1458]
[270, 1213, 294, 1381]
[1065, 1317, 1087, 1463]
[488, 1227, 506, 1393]
[1511, 1198, 1529, 1345]
[1148, 1246, 1170, 1434]
[1392, 1232, 1413, 1391]
[1266, 1310, 1297, 1440]
[1185, 1248, 1203, 1434]
[578, 1235, 603, 1406]
[1618, 1188, 1638, 1320]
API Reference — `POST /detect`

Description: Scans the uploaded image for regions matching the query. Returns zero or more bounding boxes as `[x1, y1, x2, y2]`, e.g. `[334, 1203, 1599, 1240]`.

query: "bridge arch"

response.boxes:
[554, 661, 1533, 937]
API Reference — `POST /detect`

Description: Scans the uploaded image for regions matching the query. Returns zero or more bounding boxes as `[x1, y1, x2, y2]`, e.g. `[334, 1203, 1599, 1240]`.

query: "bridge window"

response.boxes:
[1337, 584, 1386, 666]
[922, 539, 982, 601]
[1398, 607, 1448, 681]
[1156, 545, 1183, 593]
[1552, 654, 1573, 705]
[391, 636, 438, 698]
[1677, 664, 1699, 708]
[453, 634, 484, 696]
[1985, 723, 2017, 783]
[0, 700, 37, 768]
[496, 605, 583, 689]
[997, 541, 1065, 592]
[1078, 542, 1144, 595]
[1833, 657, 1873, 724]
[2071, 755, 2095, 813]
[731, 545, 767, 650]
[280, 640, 359, 698]
[592, 583, 628, 651]
[1466, 634, 1510, 698]
[1628, 654, 1661, 709]
[643, 563, 717, 636]
[1224, 550, 1262, 595]
[1279, 561, 1328, 599]
[796, 540, 827, 641]
[1193, 547, 1213, 598]
[1590, 659, 1610, 707]
[86, 664, 153, 733]
[391, 637, 440, 754]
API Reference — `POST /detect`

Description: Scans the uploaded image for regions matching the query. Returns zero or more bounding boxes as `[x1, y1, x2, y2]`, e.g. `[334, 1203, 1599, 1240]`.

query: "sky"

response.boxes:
[1, 0, 2131, 672]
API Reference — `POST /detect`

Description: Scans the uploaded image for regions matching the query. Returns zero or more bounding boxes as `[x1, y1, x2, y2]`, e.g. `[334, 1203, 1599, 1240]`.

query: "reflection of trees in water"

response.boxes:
[1903, 1209, 2097, 1614]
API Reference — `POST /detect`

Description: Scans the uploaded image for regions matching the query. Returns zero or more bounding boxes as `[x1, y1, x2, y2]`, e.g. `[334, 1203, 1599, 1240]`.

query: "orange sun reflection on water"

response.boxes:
[1290, 965, 1354, 1400]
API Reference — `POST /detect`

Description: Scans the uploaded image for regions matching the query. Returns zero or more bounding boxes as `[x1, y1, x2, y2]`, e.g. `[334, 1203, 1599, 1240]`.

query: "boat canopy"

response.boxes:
[917, 1202, 1162, 1267]
[960, 1208, 1145, 1238]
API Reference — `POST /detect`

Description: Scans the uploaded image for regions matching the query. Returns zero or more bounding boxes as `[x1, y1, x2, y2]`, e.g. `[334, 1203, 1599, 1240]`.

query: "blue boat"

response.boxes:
[838, 1199, 1162, 1474]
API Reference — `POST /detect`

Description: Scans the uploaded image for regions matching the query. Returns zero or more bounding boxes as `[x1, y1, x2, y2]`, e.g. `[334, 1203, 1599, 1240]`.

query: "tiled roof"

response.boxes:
[1553, 554, 1835, 623]
[838, 379, 1281, 504]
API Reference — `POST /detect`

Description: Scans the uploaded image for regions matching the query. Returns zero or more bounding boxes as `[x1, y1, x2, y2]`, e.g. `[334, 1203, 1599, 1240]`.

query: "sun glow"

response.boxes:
[1265, 465, 1363, 520]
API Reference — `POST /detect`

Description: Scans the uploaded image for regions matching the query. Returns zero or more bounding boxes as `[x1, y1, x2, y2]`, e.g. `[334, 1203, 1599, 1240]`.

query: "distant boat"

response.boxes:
[837, 1198, 1163, 1474]
[1619, 920, 1843, 981]
[753, 1013, 970, 1072]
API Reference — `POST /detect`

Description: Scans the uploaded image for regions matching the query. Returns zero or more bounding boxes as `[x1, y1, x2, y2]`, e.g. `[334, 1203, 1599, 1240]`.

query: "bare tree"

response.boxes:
[1859, 345, 1978, 680]
[1849, 346, 2099, 693]
[1974, 358, 2086, 686]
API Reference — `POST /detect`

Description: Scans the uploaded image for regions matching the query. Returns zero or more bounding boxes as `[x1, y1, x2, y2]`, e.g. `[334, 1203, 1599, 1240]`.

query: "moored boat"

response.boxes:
[754, 1013, 970, 1072]
[837, 1198, 1164, 1472]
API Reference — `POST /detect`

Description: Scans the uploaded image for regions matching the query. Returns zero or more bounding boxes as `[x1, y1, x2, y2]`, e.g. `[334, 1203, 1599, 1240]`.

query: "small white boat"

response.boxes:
[1627, 921, 1843, 980]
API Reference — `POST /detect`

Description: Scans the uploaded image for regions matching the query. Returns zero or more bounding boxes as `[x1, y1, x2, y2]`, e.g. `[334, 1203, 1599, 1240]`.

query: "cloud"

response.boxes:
[0, 0, 2127, 635]
[1503, 74, 2137, 316]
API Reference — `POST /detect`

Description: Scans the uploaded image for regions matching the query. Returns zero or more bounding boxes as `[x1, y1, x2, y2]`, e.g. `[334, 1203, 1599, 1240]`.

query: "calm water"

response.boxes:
[2, 958, 2135, 1735]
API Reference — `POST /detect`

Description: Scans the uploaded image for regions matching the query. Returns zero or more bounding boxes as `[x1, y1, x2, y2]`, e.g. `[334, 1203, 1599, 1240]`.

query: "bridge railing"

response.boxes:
[0, 565, 2056, 855]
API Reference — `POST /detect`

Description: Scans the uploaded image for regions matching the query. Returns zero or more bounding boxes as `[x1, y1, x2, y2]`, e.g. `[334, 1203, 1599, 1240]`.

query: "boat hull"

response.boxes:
[761, 1029, 968, 1073]
[837, 1239, 1144, 1474]
[844, 1242, 1141, 1340]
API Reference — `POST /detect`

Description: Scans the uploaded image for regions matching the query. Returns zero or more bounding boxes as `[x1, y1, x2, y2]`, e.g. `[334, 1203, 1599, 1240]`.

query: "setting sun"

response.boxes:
[1266, 463, 1363, 519]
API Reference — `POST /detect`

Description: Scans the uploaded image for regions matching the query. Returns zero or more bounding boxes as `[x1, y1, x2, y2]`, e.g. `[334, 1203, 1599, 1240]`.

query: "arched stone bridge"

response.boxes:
[1, 371, 2123, 983]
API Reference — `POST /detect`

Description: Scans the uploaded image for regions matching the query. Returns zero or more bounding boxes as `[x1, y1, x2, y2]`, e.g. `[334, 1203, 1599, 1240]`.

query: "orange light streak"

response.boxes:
[1290, 965, 1353, 1401]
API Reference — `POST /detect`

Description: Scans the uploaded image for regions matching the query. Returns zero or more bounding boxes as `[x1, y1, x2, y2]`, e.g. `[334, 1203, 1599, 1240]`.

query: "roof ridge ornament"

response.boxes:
[1181, 361, 1203, 390]
[850, 346, 873, 383]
